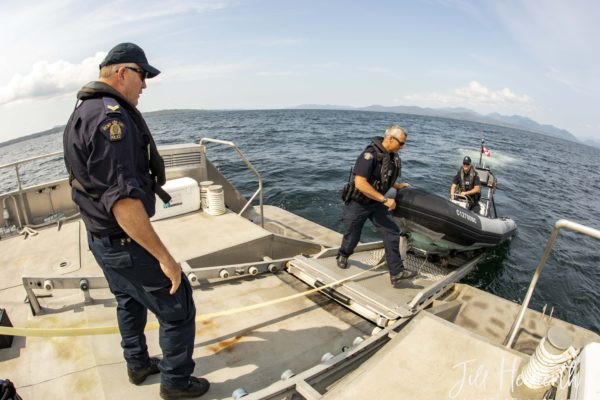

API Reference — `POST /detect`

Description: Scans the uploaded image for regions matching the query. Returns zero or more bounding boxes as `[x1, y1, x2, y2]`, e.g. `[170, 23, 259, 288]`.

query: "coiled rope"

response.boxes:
[520, 337, 579, 389]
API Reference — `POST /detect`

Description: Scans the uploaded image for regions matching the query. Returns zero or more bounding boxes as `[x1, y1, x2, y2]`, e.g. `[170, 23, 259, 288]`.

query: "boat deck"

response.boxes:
[0, 209, 373, 399]
[2, 206, 599, 400]
[322, 312, 529, 399]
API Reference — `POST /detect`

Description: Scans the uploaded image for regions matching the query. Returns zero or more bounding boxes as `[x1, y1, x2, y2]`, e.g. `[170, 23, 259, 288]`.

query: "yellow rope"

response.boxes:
[0, 263, 382, 337]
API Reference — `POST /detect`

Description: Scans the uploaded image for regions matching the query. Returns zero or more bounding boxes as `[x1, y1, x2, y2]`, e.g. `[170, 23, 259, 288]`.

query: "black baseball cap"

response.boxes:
[463, 156, 472, 164]
[99, 43, 160, 78]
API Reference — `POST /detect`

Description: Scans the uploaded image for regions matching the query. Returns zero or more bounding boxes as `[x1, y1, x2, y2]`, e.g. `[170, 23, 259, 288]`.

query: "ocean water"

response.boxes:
[1, 109, 599, 334]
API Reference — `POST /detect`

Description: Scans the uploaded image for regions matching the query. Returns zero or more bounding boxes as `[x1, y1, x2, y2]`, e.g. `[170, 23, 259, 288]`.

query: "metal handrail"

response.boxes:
[199, 138, 264, 227]
[0, 150, 65, 226]
[505, 219, 600, 348]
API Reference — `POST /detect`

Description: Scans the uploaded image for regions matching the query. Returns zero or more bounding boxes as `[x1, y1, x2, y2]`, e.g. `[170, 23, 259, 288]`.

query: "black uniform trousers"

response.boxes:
[339, 200, 404, 276]
[88, 232, 196, 389]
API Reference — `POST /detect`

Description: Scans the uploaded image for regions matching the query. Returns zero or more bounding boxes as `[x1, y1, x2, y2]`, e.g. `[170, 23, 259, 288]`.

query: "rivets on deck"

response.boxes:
[187, 273, 198, 283]
[248, 266, 258, 276]
[321, 352, 334, 362]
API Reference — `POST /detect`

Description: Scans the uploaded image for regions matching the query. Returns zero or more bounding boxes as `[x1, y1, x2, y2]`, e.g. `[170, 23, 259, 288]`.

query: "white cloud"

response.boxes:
[404, 81, 533, 111]
[0, 52, 105, 106]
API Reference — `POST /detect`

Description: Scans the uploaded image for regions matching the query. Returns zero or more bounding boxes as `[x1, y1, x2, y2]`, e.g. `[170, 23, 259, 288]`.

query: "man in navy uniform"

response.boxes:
[450, 155, 481, 212]
[337, 125, 417, 286]
[63, 43, 208, 399]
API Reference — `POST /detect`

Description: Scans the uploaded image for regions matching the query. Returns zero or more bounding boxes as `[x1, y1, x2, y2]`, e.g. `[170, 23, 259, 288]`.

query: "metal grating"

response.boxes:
[352, 249, 386, 266]
[352, 249, 448, 280]
[404, 253, 447, 280]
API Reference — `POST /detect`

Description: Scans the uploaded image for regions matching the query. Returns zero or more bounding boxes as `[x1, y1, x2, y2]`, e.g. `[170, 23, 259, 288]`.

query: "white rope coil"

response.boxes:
[520, 337, 579, 389]
[199, 180, 213, 210]
[206, 184, 225, 215]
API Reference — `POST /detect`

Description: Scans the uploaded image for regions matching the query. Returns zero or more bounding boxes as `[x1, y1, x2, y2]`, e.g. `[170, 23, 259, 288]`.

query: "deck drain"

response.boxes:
[59, 261, 71, 269]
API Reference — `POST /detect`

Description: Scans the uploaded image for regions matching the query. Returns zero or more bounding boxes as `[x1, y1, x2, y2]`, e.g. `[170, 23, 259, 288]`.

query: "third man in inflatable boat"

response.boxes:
[450, 156, 481, 212]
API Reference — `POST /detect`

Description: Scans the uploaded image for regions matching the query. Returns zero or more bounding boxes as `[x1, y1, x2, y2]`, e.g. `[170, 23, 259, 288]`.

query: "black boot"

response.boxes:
[390, 270, 417, 286]
[128, 357, 161, 385]
[160, 377, 210, 399]
[336, 254, 348, 269]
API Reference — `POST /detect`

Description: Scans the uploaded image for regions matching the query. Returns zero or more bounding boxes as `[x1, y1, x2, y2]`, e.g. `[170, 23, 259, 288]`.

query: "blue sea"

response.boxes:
[1, 109, 599, 334]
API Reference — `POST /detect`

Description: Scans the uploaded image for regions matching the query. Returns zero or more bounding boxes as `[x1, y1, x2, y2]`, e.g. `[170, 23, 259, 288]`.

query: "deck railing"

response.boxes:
[505, 219, 600, 348]
[199, 138, 264, 227]
[0, 151, 64, 226]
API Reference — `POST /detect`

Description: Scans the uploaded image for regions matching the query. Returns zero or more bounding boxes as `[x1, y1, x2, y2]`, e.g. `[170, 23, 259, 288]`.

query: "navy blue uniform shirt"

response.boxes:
[64, 96, 155, 235]
[353, 146, 392, 184]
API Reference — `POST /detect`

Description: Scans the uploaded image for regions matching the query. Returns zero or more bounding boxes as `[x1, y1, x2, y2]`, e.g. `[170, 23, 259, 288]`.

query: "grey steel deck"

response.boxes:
[322, 312, 529, 399]
[0, 209, 373, 399]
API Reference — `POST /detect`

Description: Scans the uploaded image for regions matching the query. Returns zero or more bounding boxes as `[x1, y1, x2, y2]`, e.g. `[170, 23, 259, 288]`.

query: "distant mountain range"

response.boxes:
[294, 104, 600, 147]
[2, 106, 600, 149]
[0, 125, 65, 148]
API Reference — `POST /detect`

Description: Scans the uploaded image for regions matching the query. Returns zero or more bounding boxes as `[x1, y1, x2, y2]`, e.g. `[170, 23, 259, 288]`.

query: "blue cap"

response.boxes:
[99, 43, 160, 78]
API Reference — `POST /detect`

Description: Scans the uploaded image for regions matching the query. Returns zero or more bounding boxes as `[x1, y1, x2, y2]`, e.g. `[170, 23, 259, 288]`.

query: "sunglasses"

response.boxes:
[463, 162, 471, 166]
[392, 137, 406, 146]
[124, 66, 148, 82]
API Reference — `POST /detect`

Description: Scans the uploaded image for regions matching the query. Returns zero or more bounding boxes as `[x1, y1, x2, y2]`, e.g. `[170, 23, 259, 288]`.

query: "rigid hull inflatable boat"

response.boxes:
[393, 164, 517, 255]
[393, 186, 517, 254]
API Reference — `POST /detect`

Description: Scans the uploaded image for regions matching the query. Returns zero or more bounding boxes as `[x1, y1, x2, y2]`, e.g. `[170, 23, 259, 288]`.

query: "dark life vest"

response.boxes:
[457, 166, 481, 202]
[345, 136, 401, 204]
[63, 81, 171, 203]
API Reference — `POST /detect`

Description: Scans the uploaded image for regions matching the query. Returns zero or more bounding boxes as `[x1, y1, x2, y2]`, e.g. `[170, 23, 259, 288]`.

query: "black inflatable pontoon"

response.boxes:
[393, 185, 516, 254]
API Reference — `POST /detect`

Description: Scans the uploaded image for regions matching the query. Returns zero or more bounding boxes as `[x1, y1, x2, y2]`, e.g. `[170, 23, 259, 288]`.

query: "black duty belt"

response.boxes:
[91, 231, 130, 242]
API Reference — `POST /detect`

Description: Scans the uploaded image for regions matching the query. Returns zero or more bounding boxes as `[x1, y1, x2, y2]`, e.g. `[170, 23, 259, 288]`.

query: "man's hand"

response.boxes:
[396, 182, 411, 190]
[113, 197, 182, 296]
[160, 259, 182, 294]
[384, 198, 397, 211]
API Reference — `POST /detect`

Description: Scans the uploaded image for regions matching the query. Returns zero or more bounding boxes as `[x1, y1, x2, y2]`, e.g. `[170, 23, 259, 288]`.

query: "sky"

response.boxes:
[1, 0, 599, 142]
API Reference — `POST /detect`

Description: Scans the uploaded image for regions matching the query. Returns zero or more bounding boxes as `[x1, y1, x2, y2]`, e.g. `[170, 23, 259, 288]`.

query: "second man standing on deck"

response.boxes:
[63, 43, 208, 400]
[338, 125, 417, 286]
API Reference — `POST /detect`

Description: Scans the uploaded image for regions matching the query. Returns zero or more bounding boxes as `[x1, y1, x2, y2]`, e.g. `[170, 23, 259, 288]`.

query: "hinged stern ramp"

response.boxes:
[286, 245, 482, 326]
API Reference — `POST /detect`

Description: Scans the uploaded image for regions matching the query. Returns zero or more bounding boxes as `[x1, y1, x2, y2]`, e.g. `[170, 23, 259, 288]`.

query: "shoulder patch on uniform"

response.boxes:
[363, 152, 373, 160]
[102, 97, 122, 115]
[100, 118, 126, 141]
